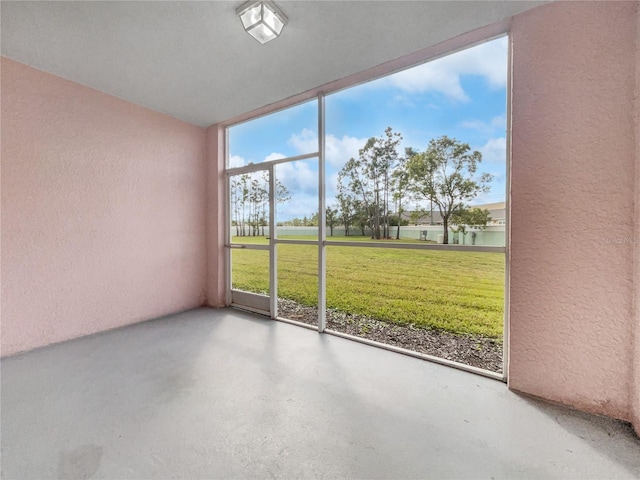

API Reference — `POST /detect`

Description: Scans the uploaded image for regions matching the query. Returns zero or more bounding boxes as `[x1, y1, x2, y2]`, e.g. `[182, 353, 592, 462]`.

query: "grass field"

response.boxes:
[231, 236, 505, 339]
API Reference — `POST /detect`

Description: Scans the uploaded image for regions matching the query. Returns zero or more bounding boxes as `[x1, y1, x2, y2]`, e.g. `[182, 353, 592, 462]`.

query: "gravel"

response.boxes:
[277, 298, 503, 374]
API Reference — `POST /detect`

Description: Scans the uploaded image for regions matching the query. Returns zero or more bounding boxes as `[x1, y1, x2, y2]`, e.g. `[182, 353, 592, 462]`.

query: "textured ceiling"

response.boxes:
[1, 1, 543, 127]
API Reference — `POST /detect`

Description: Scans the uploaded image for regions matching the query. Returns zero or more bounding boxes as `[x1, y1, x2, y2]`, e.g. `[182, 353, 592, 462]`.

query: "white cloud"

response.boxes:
[461, 115, 506, 134]
[264, 152, 286, 162]
[460, 120, 485, 130]
[276, 192, 318, 220]
[287, 128, 317, 154]
[273, 155, 321, 220]
[490, 115, 507, 129]
[288, 129, 367, 170]
[326, 172, 341, 204]
[326, 134, 367, 169]
[477, 137, 506, 164]
[381, 36, 508, 102]
[390, 94, 416, 108]
[275, 160, 317, 194]
[388, 64, 469, 102]
[229, 155, 247, 168]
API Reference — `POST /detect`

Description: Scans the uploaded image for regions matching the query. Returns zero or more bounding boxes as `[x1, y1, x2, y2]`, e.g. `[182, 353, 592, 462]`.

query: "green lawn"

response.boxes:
[231, 235, 504, 339]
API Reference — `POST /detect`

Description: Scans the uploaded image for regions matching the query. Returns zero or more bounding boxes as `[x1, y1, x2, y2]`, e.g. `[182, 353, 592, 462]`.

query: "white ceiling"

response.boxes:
[1, 1, 543, 127]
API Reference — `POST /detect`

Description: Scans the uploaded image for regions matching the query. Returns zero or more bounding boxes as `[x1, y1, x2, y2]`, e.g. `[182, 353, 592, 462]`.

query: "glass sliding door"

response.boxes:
[228, 168, 273, 315]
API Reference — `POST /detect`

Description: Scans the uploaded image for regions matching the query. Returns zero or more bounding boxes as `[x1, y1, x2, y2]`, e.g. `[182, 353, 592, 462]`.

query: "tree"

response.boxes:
[326, 207, 338, 237]
[391, 147, 413, 239]
[231, 173, 252, 236]
[230, 175, 245, 236]
[409, 208, 425, 226]
[407, 136, 493, 244]
[336, 173, 358, 237]
[388, 215, 408, 227]
[354, 203, 370, 236]
[450, 207, 492, 243]
[338, 127, 403, 239]
[229, 172, 290, 237]
[249, 174, 268, 236]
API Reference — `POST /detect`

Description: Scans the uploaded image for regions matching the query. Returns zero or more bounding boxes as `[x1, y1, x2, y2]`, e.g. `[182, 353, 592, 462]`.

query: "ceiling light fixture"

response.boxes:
[236, 0, 288, 44]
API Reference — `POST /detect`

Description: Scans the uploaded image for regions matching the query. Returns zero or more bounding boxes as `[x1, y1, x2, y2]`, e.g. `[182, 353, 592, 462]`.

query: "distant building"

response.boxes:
[474, 202, 506, 225]
[400, 201, 506, 226]
[400, 210, 443, 225]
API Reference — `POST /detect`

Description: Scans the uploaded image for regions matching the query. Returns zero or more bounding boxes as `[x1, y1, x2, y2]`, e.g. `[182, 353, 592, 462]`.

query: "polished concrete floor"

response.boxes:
[1, 308, 639, 479]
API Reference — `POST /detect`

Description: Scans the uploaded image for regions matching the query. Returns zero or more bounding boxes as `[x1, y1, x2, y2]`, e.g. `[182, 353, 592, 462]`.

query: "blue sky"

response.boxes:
[229, 36, 507, 220]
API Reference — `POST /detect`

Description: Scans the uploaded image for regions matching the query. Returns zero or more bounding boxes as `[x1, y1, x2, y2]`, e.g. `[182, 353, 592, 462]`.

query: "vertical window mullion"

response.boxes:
[269, 164, 278, 319]
[318, 94, 327, 332]
[502, 33, 513, 381]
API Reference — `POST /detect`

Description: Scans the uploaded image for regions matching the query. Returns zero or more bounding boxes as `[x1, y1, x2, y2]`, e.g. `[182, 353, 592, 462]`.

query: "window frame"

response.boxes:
[223, 33, 512, 381]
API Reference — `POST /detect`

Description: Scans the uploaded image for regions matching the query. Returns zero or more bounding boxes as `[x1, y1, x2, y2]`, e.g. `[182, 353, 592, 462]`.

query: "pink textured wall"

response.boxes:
[509, 1, 638, 423]
[206, 125, 226, 307]
[1, 58, 207, 356]
[634, 4, 640, 436]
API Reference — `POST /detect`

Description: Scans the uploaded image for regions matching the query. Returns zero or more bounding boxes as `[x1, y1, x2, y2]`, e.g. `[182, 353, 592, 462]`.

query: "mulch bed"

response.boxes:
[277, 298, 503, 374]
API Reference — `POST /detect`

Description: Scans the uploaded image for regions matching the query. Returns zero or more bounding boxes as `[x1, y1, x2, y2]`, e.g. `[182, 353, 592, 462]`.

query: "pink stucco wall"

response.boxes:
[509, 1, 638, 425]
[206, 125, 226, 307]
[1, 57, 207, 356]
[634, 4, 640, 436]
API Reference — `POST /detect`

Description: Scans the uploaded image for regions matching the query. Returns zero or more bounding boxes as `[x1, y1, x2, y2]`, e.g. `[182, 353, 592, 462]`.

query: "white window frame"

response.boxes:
[223, 34, 512, 382]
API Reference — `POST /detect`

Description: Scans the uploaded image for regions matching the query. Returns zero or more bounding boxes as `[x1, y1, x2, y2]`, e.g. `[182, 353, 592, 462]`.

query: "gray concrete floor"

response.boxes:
[1, 308, 639, 479]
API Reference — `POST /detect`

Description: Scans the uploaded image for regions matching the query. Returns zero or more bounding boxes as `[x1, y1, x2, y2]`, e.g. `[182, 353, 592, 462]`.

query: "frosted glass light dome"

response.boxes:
[236, 1, 288, 44]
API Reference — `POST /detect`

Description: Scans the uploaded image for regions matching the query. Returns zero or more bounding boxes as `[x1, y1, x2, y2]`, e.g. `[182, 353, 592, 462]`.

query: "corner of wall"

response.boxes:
[205, 124, 227, 307]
